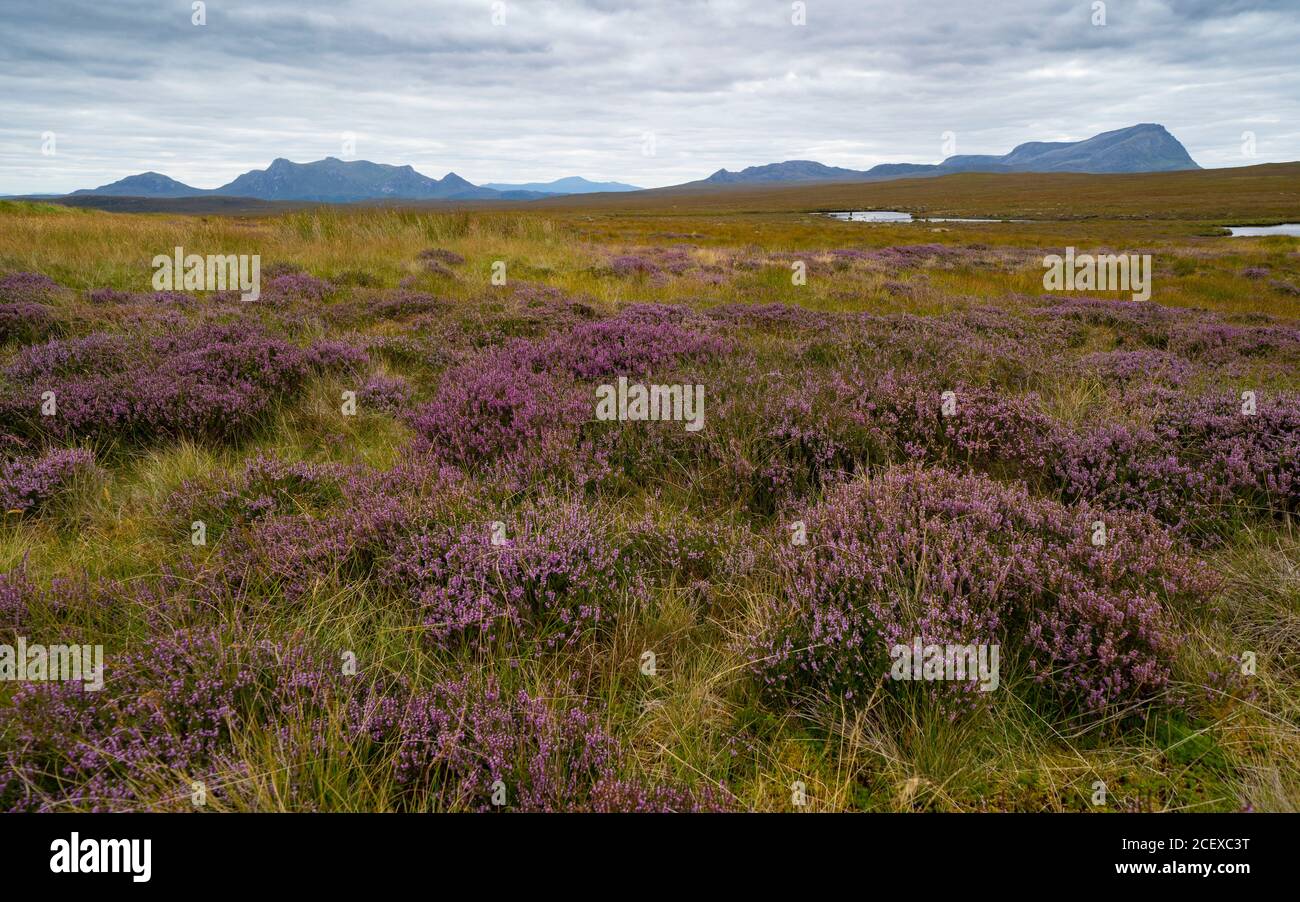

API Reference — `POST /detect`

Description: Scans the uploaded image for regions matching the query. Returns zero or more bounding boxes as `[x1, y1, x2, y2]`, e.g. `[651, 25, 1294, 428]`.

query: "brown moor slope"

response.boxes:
[527, 162, 1300, 222]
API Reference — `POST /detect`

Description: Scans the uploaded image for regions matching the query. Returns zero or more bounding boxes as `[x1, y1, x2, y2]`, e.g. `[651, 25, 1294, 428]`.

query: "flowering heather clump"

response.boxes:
[4, 333, 134, 382]
[620, 508, 755, 589]
[504, 280, 582, 308]
[407, 341, 587, 468]
[1046, 299, 1300, 374]
[706, 302, 833, 332]
[368, 289, 447, 320]
[198, 459, 477, 605]
[207, 453, 485, 606]
[0, 272, 61, 305]
[261, 261, 305, 280]
[0, 566, 119, 642]
[0, 567, 41, 637]
[1155, 390, 1300, 516]
[600, 301, 700, 326]
[1075, 349, 1194, 385]
[1028, 294, 1179, 347]
[0, 626, 349, 811]
[168, 453, 346, 533]
[655, 247, 694, 275]
[422, 261, 456, 278]
[743, 367, 1055, 510]
[708, 335, 1298, 544]
[148, 324, 311, 392]
[0, 447, 97, 515]
[358, 373, 412, 414]
[541, 304, 728, 379]
[1050, 391, 1300, 535]
[607, 254, 661, 279]
[86, 287, 134, 304]
[1052, 422, 1206, 531]
[1, 621, 715, 812]
[304, 338, 369, 373]
[0, 302, 56, 345]
[859, 309, 1066, 384]
[871, 244, 961, 268]
[337, 449, 471, 503]
[264, 273, 334, 303]
[362, 332, 456, 369]
[382, 497, 633, 651]
[744, 466, 1210, 712]
[418, 248, 465, 266]
[881, 278, 925, 300]
[377, 677, 722, 811]
[2, 324, 341, 445]
[212, 497, 408, 602]
[914, 385, 1057, 469]
[0, 571, 30, 639]
[407, 307, 724, 481]
[116, 291, 195, 307]
[600, 245, 698, 277]
[739, 367, 888, 507]
[692, 268, 728, 286]
[1167, 319, 1300, 366]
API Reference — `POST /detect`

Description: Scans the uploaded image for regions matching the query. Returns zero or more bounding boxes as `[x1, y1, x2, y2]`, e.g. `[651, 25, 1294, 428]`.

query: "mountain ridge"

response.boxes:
[73, 158, 549, 202]
[482, 176, 641, 194]
[61, 124, 1202, 202]
[695, 124, 1200, 188]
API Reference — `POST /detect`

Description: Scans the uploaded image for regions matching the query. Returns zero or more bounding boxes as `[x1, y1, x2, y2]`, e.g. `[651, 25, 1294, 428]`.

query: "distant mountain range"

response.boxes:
[692, 124, 1200, 187]
[481, 176, 640, 194]
[39, 124, 1200, 203]
[72, 157, 548, 202]
[70, 161, 640, 203]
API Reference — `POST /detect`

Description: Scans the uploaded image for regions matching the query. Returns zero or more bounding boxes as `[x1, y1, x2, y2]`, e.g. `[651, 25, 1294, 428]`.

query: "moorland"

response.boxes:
[1, 163, 1297, 812]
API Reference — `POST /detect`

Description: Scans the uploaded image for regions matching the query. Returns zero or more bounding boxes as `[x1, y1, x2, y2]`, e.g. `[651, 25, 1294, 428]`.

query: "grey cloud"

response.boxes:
[1, 0, 1296, 194]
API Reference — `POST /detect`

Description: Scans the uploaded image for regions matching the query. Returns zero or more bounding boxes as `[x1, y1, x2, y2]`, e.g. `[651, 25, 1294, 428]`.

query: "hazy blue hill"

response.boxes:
[69, 158, 549, 202]
[481, 176, 641, 194]
[208, 158, 502, 202]
[690, 124, 1200, 188]
[71, 172, 204, 197]
[703, 160, 869, 185]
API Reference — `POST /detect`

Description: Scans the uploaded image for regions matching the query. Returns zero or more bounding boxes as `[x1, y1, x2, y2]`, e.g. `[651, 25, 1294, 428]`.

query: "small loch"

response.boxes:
[1226, 223, 1300, 237]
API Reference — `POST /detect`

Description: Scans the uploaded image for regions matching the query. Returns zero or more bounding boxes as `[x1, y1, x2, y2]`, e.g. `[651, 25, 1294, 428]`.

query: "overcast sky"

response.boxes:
[1, 0, 1297, 194]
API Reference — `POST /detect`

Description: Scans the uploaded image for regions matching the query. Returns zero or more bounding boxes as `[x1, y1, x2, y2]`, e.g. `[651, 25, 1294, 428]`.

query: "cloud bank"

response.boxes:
[1, 0, 1297, 194]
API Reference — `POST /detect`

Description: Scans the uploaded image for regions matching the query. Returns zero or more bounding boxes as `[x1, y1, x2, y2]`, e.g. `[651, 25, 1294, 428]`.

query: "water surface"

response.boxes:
[1227, 223, 1300, 237]
[822, 210, 1019, 223]
[824, 210, 913, 222]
